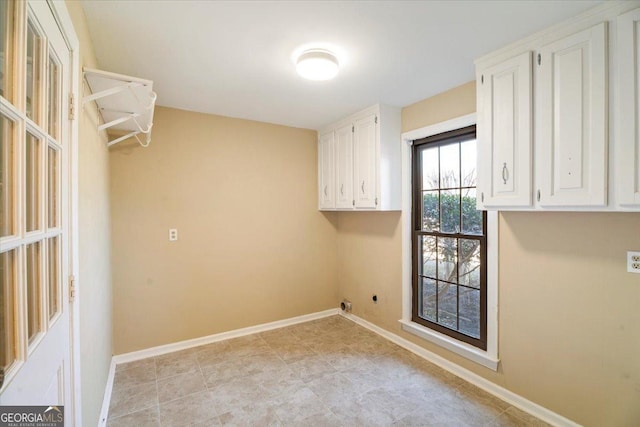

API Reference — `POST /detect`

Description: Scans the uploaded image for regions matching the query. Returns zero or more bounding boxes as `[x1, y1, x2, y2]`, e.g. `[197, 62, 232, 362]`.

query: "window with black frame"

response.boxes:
[412, 125, 487, 350]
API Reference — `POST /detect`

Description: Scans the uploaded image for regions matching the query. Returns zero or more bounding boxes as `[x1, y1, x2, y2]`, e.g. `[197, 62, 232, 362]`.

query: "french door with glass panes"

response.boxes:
[1, 0, 72, 410]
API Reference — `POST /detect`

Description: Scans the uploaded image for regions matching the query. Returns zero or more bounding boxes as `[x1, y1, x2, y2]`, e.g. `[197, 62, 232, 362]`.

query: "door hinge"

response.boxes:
[69, 275, 76, 302]
[68, 93, 75, 121]
[374, 116, 378, 124]
[537, 53, 541, 65]
[352, 125, 354, 133]
[481, 75, 484, 84]
[375, 197, 378, 206]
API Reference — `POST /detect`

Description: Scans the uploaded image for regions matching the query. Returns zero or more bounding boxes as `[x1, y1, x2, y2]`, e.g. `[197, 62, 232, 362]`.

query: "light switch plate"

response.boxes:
[628, 251, 640, 274]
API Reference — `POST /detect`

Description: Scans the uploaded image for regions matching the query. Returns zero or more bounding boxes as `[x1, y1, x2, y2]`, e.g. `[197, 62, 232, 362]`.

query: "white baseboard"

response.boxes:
[100, 308, 577, 427]
[98, 309, 338, 425]
[98, 357, 116, 427]
[112, 308, 339, 365]
[340, 312, 580, 427]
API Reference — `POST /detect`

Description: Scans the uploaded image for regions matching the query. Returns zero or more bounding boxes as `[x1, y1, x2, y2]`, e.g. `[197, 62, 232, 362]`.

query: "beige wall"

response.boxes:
[401, 81, 476, 133]
[110, 107, 339, 354]
[65, 1, 113, 426]
[337, 81, 640, 426]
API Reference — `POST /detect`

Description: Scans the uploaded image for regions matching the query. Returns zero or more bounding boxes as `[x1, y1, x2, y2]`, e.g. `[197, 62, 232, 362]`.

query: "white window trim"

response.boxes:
[400, 113, 500, 371]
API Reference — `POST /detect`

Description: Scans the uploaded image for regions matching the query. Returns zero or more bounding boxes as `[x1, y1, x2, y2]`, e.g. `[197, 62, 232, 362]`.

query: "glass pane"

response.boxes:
[48, 55, 59, 138]
[1, 115, 14, 237]
[0, 250, 16, 369]
[440, 189, 460, 233]
[421, 235, 436, 278]
[0, 0, 14, 100]
[437, 282, 457, 330]
[421, 147, 439, 190]
[47, 146, 58, 228]
[48, 237, 59, 320]
[420, 277, 436, 322]
[26, 20, 41, 121]
[439, 143, 460, 188]
[462, 188, 483, 235]
[459, 288, 481, 338]
[422, 191, 439, 231]
[26, 132, 41, 232]
[437, 237, 457, 283]
[459, 239, 481, 289]
[26, 242, 42, 343]
[460, 139, 477, 187]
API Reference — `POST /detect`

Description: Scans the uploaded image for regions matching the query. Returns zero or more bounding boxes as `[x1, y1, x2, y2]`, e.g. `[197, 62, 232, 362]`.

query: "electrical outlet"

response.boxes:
[169, 229, 178, 241]
[627, 251, 640, 274]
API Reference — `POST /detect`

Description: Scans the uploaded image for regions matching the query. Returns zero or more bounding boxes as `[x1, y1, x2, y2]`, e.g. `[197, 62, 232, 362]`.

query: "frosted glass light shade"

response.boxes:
[296, 49, 339, 81]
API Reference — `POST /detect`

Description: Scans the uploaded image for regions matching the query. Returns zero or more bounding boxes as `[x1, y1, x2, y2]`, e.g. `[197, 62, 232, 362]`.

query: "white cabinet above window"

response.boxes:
[476, 2, 639, 212]
[318, 104, 401, 211]
[617, 8, 640, 208]
[477, 51, 532, 208]
[536, 23, 608, 207]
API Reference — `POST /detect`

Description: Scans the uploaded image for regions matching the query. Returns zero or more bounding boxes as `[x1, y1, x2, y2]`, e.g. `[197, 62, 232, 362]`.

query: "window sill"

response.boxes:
[398, 319, 499, 371]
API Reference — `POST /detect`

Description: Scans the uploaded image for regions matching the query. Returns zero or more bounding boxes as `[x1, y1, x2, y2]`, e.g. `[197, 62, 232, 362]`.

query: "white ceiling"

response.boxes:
[81, 0, 602, 130]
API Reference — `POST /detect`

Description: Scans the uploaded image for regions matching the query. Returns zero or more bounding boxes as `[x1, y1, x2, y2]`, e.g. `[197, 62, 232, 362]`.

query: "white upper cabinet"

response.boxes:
[617, 8, 640, 208]
[536, 23, 608, 207]
[318, 130, 335, 209]
[335, 124, 354, 209]
[477, 51, 533, 208]
[476, 2, 640, 211]
[318, 104, 401, 211]
[354, 114, 378, 208]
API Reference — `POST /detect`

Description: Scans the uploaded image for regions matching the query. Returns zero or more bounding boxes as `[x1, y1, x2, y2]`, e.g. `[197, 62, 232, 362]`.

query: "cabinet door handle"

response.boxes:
[537, 190, 541, 202]
[502, 162, 509, 184]
[481, 192, 484, 202]
[361, 181, 365, 194]
[340, 184, 344, 196]
[324, 185, 328, 196]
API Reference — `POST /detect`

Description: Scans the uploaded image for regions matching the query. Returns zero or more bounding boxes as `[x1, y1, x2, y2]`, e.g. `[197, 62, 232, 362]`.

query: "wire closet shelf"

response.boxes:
[82, 67, 157, 147]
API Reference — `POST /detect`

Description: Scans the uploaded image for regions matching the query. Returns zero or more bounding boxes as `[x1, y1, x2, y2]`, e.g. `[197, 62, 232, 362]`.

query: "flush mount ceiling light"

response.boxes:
[296, 49, 339, 81]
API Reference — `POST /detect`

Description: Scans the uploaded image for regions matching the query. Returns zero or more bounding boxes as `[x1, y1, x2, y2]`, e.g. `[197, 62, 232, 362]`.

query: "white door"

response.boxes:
[536, 23, 607, 207]
[477, 51, 532, 208]
[0, 0, 72, 415]
[353, 114, 377, 208]
[335, 124, 353, 209]
[318, 130, 335, 209]
[617, 8, 640, 208]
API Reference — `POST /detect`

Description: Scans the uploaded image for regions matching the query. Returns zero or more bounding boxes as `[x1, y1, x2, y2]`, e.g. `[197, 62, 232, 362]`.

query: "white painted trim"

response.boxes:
[113, 309, 339, 364]
[44, 1, 82, 425]
[97, 358, 116, 427]
[401, 113, 476, 142]
[400, 114, 499, 368]
[100, 309, 339, 423]
[340, 312, 580, 427]
[398, 319, 498, 370]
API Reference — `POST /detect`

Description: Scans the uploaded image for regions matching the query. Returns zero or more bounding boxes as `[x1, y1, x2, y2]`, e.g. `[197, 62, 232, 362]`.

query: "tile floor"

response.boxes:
[107, 315, 550, 427]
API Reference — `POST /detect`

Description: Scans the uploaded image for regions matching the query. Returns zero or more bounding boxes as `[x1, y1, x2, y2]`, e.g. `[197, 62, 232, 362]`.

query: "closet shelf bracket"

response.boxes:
[82, 67, 157, 148]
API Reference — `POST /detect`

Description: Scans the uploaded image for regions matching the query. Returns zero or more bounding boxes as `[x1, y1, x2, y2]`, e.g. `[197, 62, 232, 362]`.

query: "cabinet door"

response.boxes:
[477, 51, 533, 208]
[617, 8, 640, 208]
[354, 114, 377, 208]
[318, 131, 335, 209]
[536, 23, 607, 207]
[335, 124, 354, 209]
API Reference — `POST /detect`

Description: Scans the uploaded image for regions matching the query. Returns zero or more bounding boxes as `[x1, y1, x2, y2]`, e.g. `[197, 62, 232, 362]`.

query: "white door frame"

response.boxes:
[43, 1, 81, 425]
